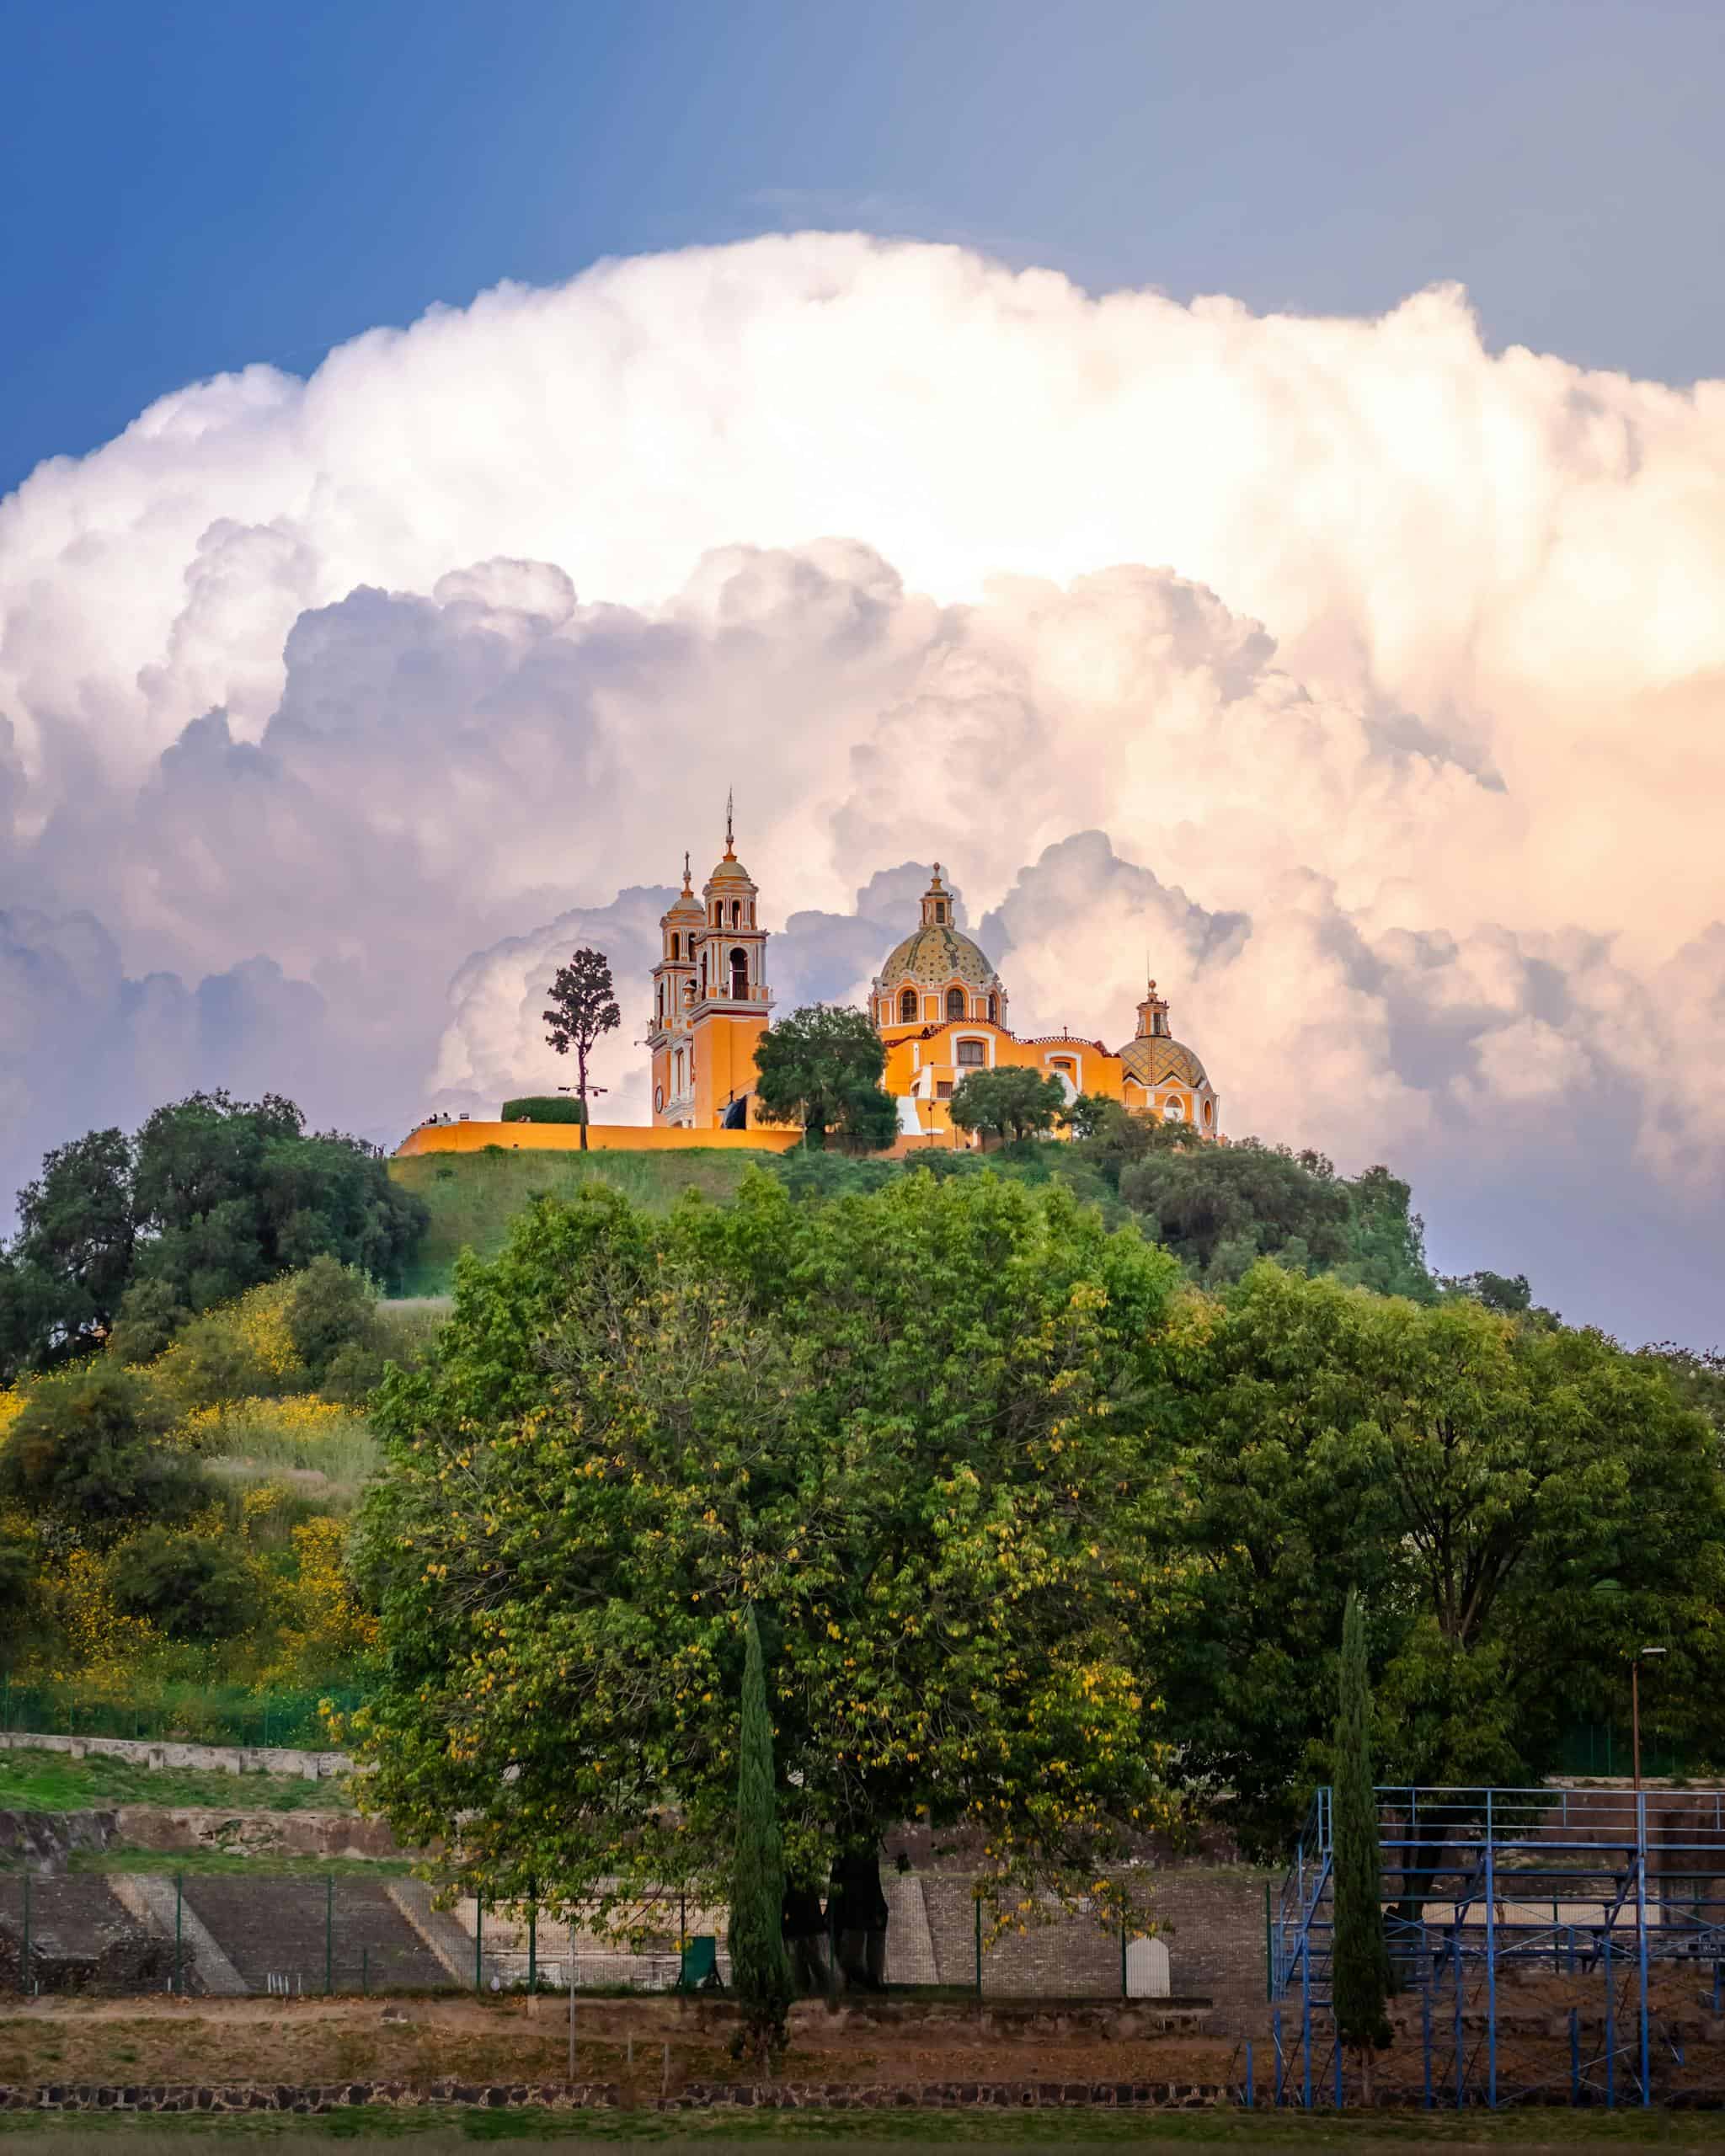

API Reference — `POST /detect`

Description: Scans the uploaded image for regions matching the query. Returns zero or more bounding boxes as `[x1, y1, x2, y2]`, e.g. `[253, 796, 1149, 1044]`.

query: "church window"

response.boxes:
[1203, 1098, 1213, 1127]
[899, 988, 917, 1023]
[674, 1050, 684, 1091]
[670, 932, 680, 960]
[731, 899, 741, 927]
[957, 1038, 985, 1067]
[657, 984, 665, 1021]
[945, 987, 964, 1021]
[987, 993, 999, 1025]
[1163, 1097, 1185, 1121]
[654, 1084, 664, 1112]
[934, 900, 947, 925]
[729, 947, 749, 999]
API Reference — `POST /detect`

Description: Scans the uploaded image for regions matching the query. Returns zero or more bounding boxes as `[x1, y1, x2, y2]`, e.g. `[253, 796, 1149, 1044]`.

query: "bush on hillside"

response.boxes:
[0, 1365, 210, 1536]
[110, 1526, 264, 1644]
[502, 1096, 586, 1123]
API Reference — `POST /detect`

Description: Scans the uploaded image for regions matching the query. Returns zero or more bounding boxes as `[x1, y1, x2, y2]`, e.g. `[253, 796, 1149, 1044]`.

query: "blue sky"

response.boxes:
[4, 0, 1722, 493]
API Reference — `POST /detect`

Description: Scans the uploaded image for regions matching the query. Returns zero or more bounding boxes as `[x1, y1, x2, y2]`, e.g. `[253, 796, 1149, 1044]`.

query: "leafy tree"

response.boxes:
[948, 1066, 1067, 1145]
[285, 1256, 380, 1385]
[1059, 1092, 1117, 1141]
[1331, 1589, 1391, 2094]
[1119, 1139, 1354, 1282]
[1153, 1265, 1725, 1844]
[353, 1170, 1180, 1929]
[110, 1527, 263, 1643]
[104, 1276, 191, 1367]
[730, 1604, 793, 2071]
[7, 1130, 137, 1356]
[542, 947, 620, 1151]
[752, 1005, 899, 1149]
[0, 1365, 208, 1536]
[3, 1091, 426, 1378]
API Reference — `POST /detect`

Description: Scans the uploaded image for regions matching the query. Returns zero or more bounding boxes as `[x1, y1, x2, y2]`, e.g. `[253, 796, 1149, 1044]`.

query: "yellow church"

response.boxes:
[649, 824, 1220, 1147]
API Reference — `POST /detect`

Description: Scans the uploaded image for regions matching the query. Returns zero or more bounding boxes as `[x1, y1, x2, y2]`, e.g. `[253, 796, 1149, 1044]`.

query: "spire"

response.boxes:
[724, 787, 735, 860]
[682, 850, 692, 893]
[920, 862, 951, 929]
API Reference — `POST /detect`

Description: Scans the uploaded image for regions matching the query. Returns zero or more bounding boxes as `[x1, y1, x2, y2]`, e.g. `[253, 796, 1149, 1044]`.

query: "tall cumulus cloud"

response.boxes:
[1, 236, 1721, 1345]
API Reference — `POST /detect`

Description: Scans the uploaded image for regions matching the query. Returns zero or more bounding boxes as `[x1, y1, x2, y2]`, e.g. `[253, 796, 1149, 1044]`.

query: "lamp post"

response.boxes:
[1631, 1646, 1667, 1792]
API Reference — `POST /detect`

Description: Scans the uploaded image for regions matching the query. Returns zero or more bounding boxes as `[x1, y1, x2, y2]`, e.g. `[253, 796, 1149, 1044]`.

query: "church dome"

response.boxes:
[879, 921, 999, 990]
[1119, 1033, 1208, 1088]
[1116, 978, 1209, 1090]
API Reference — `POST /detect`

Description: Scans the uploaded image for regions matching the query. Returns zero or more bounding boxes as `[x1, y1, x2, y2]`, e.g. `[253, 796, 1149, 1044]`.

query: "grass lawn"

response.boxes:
[62, 1848, 407, 1877]
[388, 1150, 760, 1296]
[0, 1747, 355, 1816]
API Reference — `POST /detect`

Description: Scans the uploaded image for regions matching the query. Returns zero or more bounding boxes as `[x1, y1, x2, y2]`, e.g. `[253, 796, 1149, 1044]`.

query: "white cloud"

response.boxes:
[0, 237, 1720, 1341]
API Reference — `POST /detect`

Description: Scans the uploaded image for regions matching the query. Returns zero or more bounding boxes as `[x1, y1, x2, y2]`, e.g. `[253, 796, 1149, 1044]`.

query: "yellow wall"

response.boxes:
[396, 1119, 801, 1158]
[692, 1011, 771, 1131]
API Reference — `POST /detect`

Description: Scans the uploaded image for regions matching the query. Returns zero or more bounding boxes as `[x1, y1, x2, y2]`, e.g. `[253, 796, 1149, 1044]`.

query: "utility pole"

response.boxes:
[1631, 1645, 1667, 1791]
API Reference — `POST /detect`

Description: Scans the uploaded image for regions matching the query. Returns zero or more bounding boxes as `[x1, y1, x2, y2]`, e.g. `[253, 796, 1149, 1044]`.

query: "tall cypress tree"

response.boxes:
[1331, 1588, 1392, 2096]
[729, 1604, 793, 2072]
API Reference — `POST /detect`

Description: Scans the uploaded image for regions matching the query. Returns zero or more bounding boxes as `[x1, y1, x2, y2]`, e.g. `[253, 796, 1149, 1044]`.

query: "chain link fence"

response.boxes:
[0, 1870, 1172, 2002]
[0, 1681, 361, 1750]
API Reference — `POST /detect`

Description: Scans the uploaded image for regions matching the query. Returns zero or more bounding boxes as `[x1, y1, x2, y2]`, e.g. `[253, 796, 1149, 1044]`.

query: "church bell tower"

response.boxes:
[686, 796, 772, 1129]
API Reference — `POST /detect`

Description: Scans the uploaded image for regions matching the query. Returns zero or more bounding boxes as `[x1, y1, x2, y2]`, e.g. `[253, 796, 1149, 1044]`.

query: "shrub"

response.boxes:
[501, 1096, 586, 1123]
[0, 1365, 209, 1534]
[110, 1526, 264, 1644]
[285, 1256, 380, 1384]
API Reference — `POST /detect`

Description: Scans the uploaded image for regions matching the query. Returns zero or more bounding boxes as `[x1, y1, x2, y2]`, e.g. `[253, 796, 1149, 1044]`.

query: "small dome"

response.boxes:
[1119, 1034, 1209, 1089]
[665, 884, 705, 920]
[879, 923, 1000, 991]
[706, 851, 752, 886]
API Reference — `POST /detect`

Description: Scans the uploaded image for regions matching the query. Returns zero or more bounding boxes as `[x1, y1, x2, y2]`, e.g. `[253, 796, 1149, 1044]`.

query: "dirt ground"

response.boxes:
[0, 1993, 1241, 2097]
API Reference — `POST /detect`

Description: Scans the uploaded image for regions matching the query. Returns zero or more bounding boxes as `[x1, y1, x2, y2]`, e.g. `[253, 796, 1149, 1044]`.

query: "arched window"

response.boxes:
[899, 987, 918, 1024]
[1163, 1097, 1185, 1122]
[945, 986, 964, 1021]
[987, 993, 999, 1025]
[934, 900, 947, 925]
[730, 947, 749, 1000]
[656, 984, 665, 1021]
[670, 932, 680, 960]
[712, 902, 721, 926]
[731, 899, 741, 927]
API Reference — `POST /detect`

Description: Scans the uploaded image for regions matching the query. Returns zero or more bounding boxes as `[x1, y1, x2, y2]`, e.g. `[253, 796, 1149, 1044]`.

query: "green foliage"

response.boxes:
[1331, 1590, 1391, 2060]
[731, 1605, 793, 2063]
[285, 1255, 382, 1386]
[1154, 1265, 1725, 1844]
[1, 1091, 428, 1380]
[750, 1004, 899, 1147]
[947, 1066, 1067, 1142]
[501, 1095, 587, 1123]
[1059, 1092, 1117, 1141]
[0, 1364, 208, 1536]
[109, 1526, 264, 1643]
[354, 1168, 1180, 1925]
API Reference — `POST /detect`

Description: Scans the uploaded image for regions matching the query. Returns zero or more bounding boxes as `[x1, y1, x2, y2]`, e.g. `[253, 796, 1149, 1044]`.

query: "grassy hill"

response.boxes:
[387, 1145, 763, 1295]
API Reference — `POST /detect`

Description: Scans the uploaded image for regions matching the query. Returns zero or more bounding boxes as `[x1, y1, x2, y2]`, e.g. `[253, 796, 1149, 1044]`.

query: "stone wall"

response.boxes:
[0, 1731, 351, 1781]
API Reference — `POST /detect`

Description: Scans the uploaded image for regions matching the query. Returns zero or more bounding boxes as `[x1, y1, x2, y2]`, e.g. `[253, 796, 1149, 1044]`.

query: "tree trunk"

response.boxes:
[577, 1043, 589, 1150]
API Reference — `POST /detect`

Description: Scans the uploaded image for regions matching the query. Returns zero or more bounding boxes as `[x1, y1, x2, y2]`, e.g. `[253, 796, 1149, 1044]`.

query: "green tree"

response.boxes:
[1059, 1092, 1117, 1141]
[1331, 1589, 1391, 2095]
[110, 1526, 262, 1643]
[542, 947, 620, 1151]
[730, 1604, 793, 2071]
[3, 1091, 427, 1379]
[285, 1255, 380, 1385]
[353, 1170, 1180, 1930]
[1154, 1266, 1725, 1844]
[948, 1066, 1067, 1145]
[751, 1005, 899, 1149]
[0, 1365, 208, 1536]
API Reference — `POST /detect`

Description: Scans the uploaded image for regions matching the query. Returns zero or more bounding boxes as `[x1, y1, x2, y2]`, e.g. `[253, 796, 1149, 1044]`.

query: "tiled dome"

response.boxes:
[879, 923, 1000, 990]
[1119, 1033, 1209, 1088]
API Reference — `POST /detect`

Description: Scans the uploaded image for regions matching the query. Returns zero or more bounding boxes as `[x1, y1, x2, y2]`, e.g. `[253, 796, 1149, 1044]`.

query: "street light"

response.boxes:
[1631, 1646, 1668, 1792]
